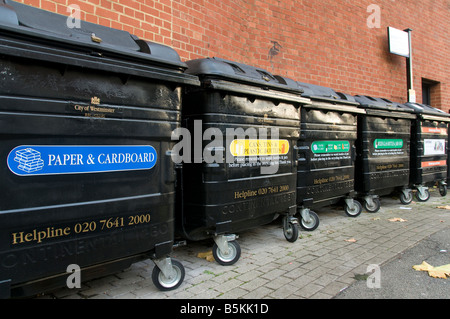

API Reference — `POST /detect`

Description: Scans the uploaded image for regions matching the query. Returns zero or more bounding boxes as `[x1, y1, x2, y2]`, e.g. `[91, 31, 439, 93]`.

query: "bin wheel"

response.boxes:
[439, 184, 447, 196]
[416, 189, 430, 202]
[212, 240, 241, 266]
[364, 198, 381, 213]
[300, 211, 319, 231]
[344, 200, 362, 217]
[152, 259, 185, 291]
[399, 191, 413, 205]
[283, 221, 299, 242]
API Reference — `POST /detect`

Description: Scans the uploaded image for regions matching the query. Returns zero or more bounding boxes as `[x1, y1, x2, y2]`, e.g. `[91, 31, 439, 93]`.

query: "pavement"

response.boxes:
[37, 188, 449, 300]
[335, 226, 449, 299]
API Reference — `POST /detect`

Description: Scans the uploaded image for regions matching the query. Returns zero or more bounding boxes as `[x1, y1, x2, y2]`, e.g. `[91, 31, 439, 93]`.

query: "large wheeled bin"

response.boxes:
[294, 82, 365, 231]
[353, 96, 416, 209]
[175, 57, 311, 265]
[403, 102, 450, 200]
[0, 0, 199, 298]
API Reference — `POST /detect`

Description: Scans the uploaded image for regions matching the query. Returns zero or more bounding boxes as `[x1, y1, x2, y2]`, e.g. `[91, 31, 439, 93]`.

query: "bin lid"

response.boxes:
[353, 95, 415, 119]
[403, 102, 450, 122]
[0, 0, 200, 85]
[296, 82, 356, 104]
[185, 57, 310, 103]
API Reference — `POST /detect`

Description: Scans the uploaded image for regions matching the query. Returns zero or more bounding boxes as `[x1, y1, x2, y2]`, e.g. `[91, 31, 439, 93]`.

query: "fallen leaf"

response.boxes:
[412, 261, 434, 272]
[413, 261, 450, 279]
[371, 217, 380, 221]
[197, 251, 215, 262]
[388, 218, 407, 222]
[345, 238, 357, 243]
[428, 270, 448, 279]
[436, 205, 450, 210]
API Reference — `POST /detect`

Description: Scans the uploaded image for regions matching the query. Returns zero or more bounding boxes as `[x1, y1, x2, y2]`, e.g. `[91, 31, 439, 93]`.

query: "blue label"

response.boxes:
[7, 145, 157, 176]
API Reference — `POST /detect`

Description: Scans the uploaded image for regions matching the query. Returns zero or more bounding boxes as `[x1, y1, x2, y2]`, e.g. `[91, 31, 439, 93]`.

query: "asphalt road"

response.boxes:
[335, 226, 449, 299]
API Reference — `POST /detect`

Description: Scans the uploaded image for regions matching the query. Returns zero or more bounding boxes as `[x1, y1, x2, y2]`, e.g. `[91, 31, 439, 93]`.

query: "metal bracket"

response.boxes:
[283, 214, 298, 230]
[344, 198, 356, 210]
[173, 240, 187, 249]
[153, 257, 176, 280]
[300, 208, 312, 224]
[363, 195, 377, 208]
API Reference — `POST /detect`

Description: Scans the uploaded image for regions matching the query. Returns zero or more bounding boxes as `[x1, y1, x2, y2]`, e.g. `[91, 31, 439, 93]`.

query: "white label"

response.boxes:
[423, 139, 445, 155]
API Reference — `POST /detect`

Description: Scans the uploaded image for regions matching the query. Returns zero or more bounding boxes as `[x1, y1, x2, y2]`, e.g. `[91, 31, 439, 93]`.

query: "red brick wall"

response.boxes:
[15, 0, 450, 112]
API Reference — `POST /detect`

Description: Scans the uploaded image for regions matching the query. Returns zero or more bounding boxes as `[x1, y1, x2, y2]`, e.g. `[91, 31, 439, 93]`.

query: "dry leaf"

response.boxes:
[345, 238, 357, 243]
[436, 205, 450, 210]
[388, 218, 407, 222]
[371, 217, 380, 221]
[197, 250, 215, 262]
[413, 261, 450, 279]
[428, 270, 448, 279]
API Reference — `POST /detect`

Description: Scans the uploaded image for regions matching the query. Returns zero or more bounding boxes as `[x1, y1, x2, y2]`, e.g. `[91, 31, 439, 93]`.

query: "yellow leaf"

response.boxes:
[413, 261, 450, 279]
[436, 205, 450, 210]
[434, 264, 450, 274]
[428, 270, 448, 279]
[197, 250, 214, 262]
[345, 238, 357, 243]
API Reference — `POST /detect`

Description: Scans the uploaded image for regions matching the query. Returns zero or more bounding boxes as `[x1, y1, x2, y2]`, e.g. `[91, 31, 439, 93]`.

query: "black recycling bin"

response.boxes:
[175, 57, 311, 265]
[353, 96, 416, 210]
[0, 0, 199, 298]
[294, 82, 365, 231]
[403, 102, 450, 200]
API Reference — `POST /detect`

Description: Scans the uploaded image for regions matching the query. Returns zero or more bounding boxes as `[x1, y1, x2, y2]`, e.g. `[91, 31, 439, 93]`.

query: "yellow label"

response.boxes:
[230, 139, 290, 156]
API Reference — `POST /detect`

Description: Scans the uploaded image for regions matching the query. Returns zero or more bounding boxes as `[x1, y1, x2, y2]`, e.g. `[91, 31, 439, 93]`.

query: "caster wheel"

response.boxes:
[300, 210, 319, 231]
[344, 200, 362, 218]
[439, 184, 447, 196]
[212, 240, 241, 266]
[152, 259, 185, 291]
[364, 198, 381, 213]
[283, 221, 299, 242]
[416, 189, 430, 202]
[399, 191, 413, 205]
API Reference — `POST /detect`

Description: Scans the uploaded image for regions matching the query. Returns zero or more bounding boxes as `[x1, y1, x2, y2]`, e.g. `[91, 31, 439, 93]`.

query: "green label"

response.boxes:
[311, 141, 350, 154]
[374, 139, 403, 149]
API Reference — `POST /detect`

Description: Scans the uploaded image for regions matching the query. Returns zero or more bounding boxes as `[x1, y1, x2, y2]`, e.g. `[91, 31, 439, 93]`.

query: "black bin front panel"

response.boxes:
[356, 115, 411, 194]
[180, 91, 300, 241]
[297, 108, 357, 207]
[0, 56, 181, 287]
[411, 120, 448, 185]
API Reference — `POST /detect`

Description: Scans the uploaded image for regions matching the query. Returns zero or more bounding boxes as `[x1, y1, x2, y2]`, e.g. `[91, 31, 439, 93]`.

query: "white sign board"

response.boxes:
[388, 27, 410, 57]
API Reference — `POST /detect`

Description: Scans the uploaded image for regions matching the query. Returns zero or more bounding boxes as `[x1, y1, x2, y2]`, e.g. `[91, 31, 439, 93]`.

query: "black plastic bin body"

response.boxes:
[353, 96, 416, 208]
[295, 82, 365, 226]
[404, 102, 450, 199]
[0, 0, 199, 297]
[176, 58, 311, 263]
